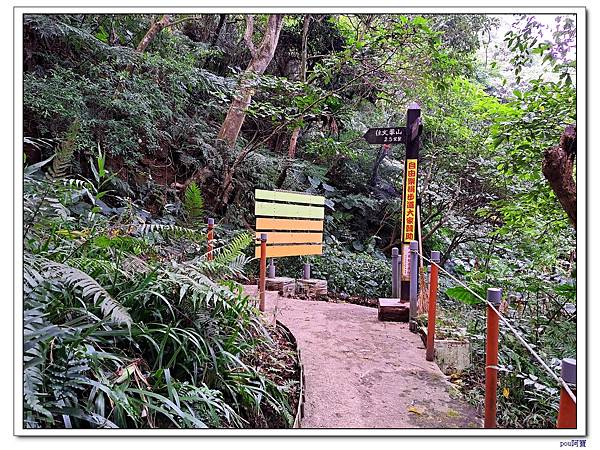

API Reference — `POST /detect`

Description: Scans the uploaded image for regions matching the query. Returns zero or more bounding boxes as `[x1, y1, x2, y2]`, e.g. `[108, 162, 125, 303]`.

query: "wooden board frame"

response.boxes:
[254, 244, 323, 258]
[255, 189, 325, 205]
[255, 231, 323, 244]
[256, 218, 324, 231]
[255, 189, 325, 258]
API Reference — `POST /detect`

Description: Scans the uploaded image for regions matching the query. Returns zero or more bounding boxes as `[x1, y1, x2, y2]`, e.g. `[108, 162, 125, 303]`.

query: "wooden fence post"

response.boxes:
[426, 251, 440, 362]
[207, 218, 214, 261]
[259, 233, 267, 312]
[303, 263, 311, 280]
[268, 259, 276, 278]
[484, 287, 502, 428]
[391, 247, 399, 298]
[409, 240, 419, 332]
[557, 358, 576, 428]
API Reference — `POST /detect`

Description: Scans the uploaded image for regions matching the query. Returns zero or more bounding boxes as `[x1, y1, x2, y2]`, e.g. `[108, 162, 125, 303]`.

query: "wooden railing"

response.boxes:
[410, 242, 577, 430]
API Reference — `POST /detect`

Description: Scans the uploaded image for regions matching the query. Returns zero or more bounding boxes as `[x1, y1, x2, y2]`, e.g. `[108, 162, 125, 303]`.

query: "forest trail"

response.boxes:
[244, 286, 482, 429]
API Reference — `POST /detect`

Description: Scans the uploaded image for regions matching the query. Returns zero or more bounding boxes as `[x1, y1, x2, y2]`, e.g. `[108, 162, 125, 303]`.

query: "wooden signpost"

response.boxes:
[255, 189, 325, 311]
[400, 103, 422, 305]
[365, 103, 423, 322]
[363, 127, 406, 145]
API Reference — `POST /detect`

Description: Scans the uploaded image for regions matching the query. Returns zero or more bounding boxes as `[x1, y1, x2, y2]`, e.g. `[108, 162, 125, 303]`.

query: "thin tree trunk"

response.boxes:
[287, 15, 311, 159]
[212, 14, 227, 45]
[217, 85, 255, 146]
[113, 15, 172, 97]
[120, 14, 172, 80]
[421, 198, 457, 242]
[217, 22, 399, 211]
[136, 15, 172, 53]
[369, 145, 389, 187]
[287, 127, 301, 158]
[217, 14, 284, 147]
[383, 221, 399, 252]
[542, 124, 577, 229]
[300, 15, 311, 81]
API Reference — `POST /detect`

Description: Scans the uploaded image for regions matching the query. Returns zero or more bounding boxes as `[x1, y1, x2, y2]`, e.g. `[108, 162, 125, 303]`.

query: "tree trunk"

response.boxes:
[370, 144, 389, 187]
[136, 15, 172, 53]
[542, 124, 577, 229]
[123, 15, 171, 77]
[217, 85, 254, 146]
[217, 14, 284, 147]
[287, 15, 311, 159]
[212, 14, 227, 45]
[287, 127, 301, 158]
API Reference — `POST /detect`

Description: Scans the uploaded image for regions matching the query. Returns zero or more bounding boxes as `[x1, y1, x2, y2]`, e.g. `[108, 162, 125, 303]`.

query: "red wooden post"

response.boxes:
[426, 251, 440, 362]
[207, 218, 214, 261]
[484, 288, 502, 428]
[557, 358, 576, 428]
[259, 233, 267, 312]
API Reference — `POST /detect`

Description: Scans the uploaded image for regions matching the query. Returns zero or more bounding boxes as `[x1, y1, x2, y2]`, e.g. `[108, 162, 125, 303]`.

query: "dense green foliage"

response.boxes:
[24, 157, 297, 428]
[23, 12, 577, 429]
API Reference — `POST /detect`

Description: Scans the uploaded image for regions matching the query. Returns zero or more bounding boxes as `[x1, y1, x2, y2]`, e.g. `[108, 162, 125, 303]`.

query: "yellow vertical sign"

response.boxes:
[403, 159, 418, 242]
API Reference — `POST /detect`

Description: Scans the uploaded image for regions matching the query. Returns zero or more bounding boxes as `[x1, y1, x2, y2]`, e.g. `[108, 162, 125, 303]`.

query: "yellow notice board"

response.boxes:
[402, 159, 418, 242]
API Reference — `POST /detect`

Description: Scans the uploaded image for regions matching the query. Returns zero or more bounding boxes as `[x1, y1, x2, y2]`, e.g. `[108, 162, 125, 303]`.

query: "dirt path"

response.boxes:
[244, 286, 482, 429]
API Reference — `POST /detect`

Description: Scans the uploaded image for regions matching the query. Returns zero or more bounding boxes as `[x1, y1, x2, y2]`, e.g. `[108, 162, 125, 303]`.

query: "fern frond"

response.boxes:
[134, 222, 201, 239]
[24, 15, 137, 65]
[161, 264, 240, 310]
[170, 232, 253, 281]
[40, 258, 132, 327]
[47, 348, 91, 412]
[24, 365, 53, 420]
[211, 232, 253, 267]
[63, 178, 93, 190]
[180, 254, 250, 282]
[226, 255, 252, 280]
[47, 121, 79, 179]
[183, 181, 204, 221]
[24, 254, 45, 295]
[68, 257, 117, 277]
[24, 136, 57, 152]
[23, 307, 53, 422]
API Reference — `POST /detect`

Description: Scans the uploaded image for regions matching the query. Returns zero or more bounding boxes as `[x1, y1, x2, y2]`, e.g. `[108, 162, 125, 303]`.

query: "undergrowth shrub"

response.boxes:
[23, 156, 296, 429]
[24, 14, 233, 166]
[311, 244, 392, 299]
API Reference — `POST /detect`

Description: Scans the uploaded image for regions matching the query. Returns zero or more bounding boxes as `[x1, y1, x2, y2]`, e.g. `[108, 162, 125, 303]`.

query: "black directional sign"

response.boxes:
[363, 127, 406, 145]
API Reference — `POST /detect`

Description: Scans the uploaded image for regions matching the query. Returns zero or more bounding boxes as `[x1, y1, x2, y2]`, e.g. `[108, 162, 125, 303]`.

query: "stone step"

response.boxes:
[296, 278, 328, 298]
[377, 298, 410, 322]
[266, 277, 296, 297]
